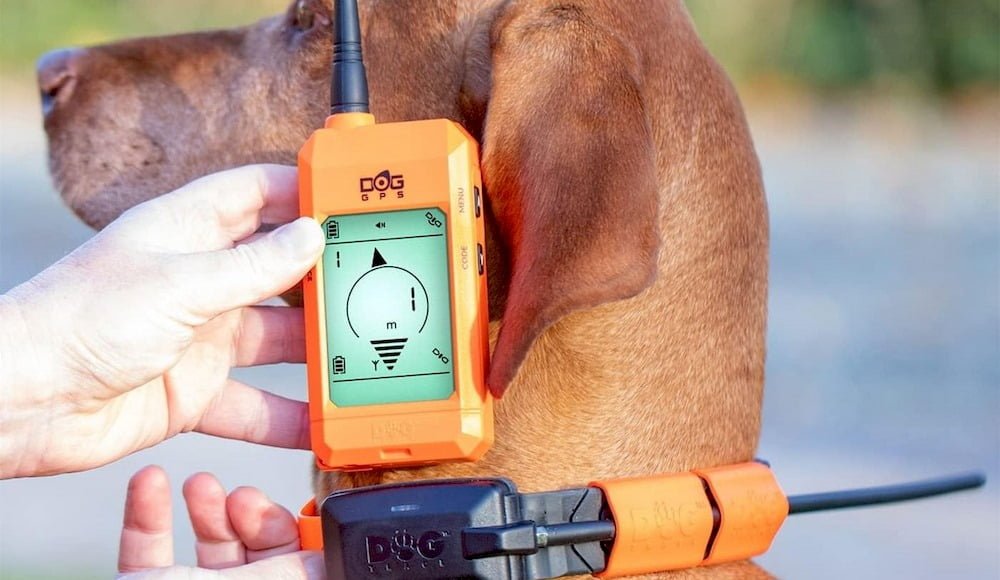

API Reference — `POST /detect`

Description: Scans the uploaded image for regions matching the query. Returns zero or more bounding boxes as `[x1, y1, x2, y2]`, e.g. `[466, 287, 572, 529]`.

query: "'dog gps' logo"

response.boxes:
[365, 529, 448, 566]
[360, 170, 405, 201]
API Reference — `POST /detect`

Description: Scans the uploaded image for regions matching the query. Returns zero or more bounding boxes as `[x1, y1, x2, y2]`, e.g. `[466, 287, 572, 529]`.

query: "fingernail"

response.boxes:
[274, 217, 324, 257]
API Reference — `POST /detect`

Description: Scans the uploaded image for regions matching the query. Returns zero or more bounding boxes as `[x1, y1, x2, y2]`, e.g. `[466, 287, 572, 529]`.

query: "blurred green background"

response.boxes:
[688, 0, 998, 94]
[0, 2, 997, 580]
[1, 0, 997, 94]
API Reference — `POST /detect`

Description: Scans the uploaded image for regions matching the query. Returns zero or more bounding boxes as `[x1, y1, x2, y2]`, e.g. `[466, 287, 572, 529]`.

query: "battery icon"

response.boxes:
[326, 220, 340, 240]
[332, 356, 346, 375]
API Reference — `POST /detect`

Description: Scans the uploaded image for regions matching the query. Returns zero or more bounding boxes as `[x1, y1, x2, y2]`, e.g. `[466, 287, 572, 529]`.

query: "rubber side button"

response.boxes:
[477, 244, 485, 276]
[474, 186, 482, 218]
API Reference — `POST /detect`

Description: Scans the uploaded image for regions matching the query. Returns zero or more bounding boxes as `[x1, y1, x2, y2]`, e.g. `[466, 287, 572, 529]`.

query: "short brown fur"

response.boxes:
[40, 1, 769, 577]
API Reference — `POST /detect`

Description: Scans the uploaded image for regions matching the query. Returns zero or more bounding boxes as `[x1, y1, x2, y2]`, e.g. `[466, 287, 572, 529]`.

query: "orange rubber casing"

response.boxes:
[299, 462, 788, 571]
[299, 499, 323, 551]
[592, 462, 788, 577]
[694, 463, 788, 566]
[299, 113, 493, 471]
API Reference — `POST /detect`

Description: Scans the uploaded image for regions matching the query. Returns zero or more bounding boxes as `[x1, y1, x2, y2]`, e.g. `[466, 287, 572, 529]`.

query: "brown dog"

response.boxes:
[39, 1, 768, 577]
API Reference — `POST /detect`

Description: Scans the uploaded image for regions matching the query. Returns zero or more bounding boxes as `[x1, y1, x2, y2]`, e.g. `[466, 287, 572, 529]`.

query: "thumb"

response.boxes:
[174, 217, 324, 321]
[224, 552, 325, 579]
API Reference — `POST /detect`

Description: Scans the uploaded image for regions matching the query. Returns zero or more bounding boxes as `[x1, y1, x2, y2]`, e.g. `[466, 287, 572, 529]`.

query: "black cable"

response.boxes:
[787, 472, 986, 515]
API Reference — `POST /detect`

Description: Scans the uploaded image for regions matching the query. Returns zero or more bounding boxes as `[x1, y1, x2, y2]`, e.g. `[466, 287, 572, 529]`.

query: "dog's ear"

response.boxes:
[482, 6, 660, 396]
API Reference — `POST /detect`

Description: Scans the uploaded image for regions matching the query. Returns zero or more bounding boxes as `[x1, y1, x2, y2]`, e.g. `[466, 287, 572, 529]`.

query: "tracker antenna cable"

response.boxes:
[787, 472, 986, 515]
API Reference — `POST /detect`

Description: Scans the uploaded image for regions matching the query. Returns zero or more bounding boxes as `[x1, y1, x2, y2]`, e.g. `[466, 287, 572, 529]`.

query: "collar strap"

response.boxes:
[298, 461, 787, 578]
[591, 462, 787, 576]
[298, 499, 323, 551]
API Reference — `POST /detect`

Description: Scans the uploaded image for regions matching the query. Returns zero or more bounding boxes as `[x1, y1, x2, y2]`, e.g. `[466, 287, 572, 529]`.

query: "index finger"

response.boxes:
[125, 164, 300, 252]
[196, 379, 311, 450]
[118, 466, 175, 573]
[184, 473, 246, 569]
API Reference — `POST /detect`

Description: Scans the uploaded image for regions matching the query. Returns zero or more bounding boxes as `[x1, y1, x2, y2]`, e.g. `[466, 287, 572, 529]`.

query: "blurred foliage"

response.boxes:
[687, 0, 999, 92]
[0, 0, 996, 94]
[0, 0, 284, 75]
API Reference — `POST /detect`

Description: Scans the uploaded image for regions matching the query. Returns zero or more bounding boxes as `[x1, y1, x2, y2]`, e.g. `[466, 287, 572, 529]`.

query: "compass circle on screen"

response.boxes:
[346, 266, 430, 341]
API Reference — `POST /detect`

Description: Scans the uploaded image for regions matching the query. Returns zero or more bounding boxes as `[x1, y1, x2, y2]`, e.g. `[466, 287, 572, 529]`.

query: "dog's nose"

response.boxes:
[37, 48, 83, 116]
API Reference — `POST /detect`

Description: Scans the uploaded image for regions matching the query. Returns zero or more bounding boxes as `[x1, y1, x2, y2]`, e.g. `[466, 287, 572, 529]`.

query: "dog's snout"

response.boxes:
[37, 48, 84, 117]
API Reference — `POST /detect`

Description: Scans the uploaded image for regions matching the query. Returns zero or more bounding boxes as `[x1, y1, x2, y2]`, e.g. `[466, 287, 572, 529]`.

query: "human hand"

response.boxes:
[117, 465, 323, 579]
[0, 165, 323, 478]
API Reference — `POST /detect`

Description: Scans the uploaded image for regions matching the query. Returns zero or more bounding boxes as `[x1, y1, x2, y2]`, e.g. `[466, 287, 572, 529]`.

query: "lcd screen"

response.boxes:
[321, 208, 455, 407]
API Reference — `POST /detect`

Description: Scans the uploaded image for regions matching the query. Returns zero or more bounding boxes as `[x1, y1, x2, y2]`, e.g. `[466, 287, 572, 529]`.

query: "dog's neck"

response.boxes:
[325, 0, 768, 516]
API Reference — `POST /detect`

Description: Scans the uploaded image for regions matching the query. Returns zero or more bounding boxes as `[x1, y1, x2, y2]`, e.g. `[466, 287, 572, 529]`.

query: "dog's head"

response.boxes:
[42, 1, 354, 230]
[40, 0, 664, 395]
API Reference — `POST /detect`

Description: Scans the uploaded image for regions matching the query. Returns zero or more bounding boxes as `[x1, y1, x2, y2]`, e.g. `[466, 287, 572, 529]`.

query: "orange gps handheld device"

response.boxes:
[299, 0, 492, 471]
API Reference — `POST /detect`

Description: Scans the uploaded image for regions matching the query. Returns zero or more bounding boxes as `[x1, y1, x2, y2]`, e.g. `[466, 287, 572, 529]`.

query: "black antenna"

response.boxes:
[787, 471, 985, 515]
[331, 0, 370, 115]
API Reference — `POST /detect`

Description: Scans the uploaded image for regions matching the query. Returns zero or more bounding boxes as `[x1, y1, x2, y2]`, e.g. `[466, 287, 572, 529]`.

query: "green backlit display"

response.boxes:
[321, 208, 455, 407]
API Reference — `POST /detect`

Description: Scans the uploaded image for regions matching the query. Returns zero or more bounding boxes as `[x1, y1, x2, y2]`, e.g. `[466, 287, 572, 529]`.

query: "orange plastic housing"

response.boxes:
[299, 113, 493, 471]
[593, 462, 788, 577]
[298, 499, 323, 551]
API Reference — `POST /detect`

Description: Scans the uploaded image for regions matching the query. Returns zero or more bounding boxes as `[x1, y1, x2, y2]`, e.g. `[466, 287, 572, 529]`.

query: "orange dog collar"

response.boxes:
[298, 499, 323, 552]
[297, 462, 788, 578]
[296, 463, 982, 579]
[591, 462, 787, 577]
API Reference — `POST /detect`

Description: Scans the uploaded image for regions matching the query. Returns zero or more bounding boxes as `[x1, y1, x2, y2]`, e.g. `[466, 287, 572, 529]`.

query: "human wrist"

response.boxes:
[0, 291, 61, 478]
